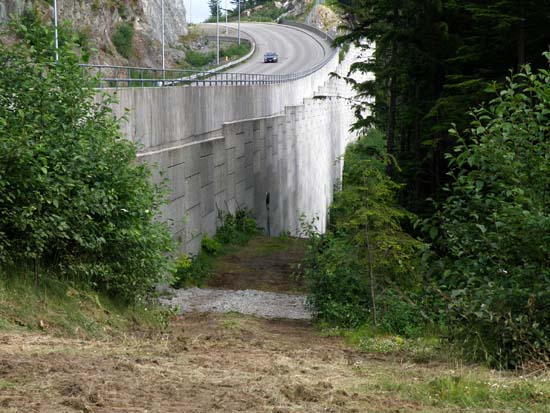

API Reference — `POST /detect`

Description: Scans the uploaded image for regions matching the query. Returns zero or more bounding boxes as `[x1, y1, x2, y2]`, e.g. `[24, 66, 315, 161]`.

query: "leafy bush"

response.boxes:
[426, 57, 550, 368]
[220, 43, 250, 59]
[172, 253, 209, 287]
[185, 50, 217, 68]
[112, 22, 134, 59]
[215, 209, 259, 244]
[201, 235, 223, 256]
[302, 131, 427, 330]
[0, 16, 174, 301]
[171, 209, 259, 288]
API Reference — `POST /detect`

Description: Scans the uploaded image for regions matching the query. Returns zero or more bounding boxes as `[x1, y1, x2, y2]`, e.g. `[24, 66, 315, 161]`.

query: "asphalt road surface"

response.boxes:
[202, 22, 332, 76]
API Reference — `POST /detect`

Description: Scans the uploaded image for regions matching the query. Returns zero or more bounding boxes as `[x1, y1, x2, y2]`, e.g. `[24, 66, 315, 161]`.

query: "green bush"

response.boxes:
[302, 131, 427, 330]
[215, 209, 259, 244]
[171, 253, 209, 287]
[220, 43, 250, 59]
[0, 16, 174, 301]
[171, 209, 259, 288]
[112, 22, 134, 59]
[184, 50, 217, 68]
[201, 235, 223, 256]
[426, 57, 550, 368]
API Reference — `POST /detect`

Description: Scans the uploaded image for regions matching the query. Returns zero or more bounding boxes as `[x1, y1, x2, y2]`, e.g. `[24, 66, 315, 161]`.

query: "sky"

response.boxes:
[184, 0, 235, 23]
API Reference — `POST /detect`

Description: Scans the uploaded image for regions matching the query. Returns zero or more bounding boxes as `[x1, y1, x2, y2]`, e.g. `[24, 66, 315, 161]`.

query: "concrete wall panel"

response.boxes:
[108, 46, 365, 253]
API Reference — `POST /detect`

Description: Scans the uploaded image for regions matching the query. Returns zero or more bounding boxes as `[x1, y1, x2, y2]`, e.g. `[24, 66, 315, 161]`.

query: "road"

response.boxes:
[201, 22, 332, 75]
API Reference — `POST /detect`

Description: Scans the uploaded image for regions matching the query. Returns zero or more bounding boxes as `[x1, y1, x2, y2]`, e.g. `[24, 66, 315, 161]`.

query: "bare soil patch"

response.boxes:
[3, 235, 547, 412]
[0, 313, 416, 412]
[206, 236, 307, 294]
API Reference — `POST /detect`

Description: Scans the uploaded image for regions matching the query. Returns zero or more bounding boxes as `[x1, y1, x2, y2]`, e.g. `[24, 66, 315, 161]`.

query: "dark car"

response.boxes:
[264, 52, 279, 63]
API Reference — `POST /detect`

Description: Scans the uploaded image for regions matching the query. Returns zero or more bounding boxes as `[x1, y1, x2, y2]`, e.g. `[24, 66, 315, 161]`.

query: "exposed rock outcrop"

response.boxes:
[1, 0, 188, 67]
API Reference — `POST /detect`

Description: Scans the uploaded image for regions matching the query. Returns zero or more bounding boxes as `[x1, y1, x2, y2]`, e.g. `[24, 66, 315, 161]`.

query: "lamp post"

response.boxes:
[161, 0, 166, 78]
[216, 0, 220, 65]
[237, 0, 241, 45]
[53, 0, 59, 60]
[224, 0, 228, 34]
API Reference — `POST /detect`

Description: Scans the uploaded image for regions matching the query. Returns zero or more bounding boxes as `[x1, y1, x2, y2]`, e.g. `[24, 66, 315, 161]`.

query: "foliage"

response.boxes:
[239, 3, 286, 22]
[208, 0, 222, 19]
[181, 42, 250, 69]
[185, 49, 217, 68]
[336, 0, 550, 214]
[112, 22, 134, 59]
[0, 17, 174, 301]
[171, 209, 259, 288]
[215, 209, 259, 244]
[425, 59, 550, 368]
[201, 235, 223, 256]
[302, 130, 427, 333]
[0, 267, 174, 337]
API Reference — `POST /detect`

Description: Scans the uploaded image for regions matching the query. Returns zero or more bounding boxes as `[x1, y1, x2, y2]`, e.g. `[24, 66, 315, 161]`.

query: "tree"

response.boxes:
[0, 11, 174, 301]
[208, 0, 221, 19]
[337, 0, 550, 214]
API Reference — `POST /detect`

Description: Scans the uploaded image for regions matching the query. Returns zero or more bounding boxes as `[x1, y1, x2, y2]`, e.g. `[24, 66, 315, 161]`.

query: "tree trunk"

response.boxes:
[517, 0, 526, 70]
[386, 1, 399, 175]
[364, 186, 377, 326]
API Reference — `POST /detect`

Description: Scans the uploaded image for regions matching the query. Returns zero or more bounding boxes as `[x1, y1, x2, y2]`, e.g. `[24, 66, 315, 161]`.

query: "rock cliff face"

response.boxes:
[1, 0, 188, 67]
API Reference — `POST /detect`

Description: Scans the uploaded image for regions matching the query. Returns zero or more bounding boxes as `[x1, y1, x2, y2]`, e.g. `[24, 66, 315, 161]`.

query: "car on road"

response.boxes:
[264, 52, 279, 63]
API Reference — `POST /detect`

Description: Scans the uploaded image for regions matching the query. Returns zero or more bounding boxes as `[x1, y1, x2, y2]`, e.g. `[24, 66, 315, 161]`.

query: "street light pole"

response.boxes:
[53, 0, 59, 61]
[161, 0, 166, 78]
[225, 0, 228, 34]
[237, 0, 241, 45]
[216, 0, 220, 65]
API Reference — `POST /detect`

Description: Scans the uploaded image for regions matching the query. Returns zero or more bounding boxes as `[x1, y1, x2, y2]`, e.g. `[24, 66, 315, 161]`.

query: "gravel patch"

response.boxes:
[160, 287, 312, 320]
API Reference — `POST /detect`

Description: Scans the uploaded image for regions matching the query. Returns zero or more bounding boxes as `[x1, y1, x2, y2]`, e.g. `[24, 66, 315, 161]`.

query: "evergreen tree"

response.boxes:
[208, 0, 221, 19]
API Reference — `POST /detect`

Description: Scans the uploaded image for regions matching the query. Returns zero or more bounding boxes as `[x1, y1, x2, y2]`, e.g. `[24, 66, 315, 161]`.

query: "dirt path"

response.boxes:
[0, 236, 391, 412]
[1, 313, 395, 412]
[3, 236, 544, 412]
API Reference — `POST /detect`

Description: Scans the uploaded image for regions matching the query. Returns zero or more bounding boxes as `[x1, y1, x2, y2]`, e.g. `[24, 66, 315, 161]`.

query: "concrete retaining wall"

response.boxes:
[107, 45, 361, 253]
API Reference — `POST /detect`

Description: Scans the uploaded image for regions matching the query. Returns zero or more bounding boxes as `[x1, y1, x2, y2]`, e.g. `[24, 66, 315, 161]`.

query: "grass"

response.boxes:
[317, 323, 550, 412]
[0, 269, 172, 338]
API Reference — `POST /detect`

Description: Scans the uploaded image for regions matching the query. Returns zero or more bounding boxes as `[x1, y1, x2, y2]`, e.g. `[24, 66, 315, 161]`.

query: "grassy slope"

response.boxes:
[0, 271, 170, 339]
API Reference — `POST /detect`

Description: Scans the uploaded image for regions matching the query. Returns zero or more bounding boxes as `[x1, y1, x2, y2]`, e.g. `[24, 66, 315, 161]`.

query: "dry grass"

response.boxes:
[1, 312, 549, 412]
[1, 235, 549, 412]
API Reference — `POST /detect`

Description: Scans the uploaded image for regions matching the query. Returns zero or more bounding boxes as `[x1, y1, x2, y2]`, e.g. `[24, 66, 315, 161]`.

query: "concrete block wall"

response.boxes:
[110, 47, 362, 254]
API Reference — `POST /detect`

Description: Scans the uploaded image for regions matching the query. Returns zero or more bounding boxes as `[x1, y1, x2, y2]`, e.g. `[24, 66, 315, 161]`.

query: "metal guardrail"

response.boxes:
[82, 23, 338, 88]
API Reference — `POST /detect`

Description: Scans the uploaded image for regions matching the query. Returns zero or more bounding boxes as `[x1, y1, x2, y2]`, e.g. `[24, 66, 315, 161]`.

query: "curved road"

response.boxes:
[202, 23, 331, 75]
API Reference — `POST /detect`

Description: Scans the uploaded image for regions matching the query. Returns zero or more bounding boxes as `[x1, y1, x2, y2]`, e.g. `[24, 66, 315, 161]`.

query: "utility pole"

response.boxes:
[216, 0, 220, 65]
[161, 0, 166, 78]
[53, 0, 59, 61]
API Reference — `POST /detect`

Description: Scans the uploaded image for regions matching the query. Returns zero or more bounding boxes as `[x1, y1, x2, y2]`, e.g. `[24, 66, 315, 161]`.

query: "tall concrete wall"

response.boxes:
[108, 46, 362, 253]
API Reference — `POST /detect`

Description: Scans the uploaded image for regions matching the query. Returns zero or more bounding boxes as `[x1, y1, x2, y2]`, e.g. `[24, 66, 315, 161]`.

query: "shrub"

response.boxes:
[170, 209, 259, 288]
[184, 50, 216, 68]
[302, 131, 426, 328]
[426, 56, 550, 368]
[201, 235, 223, 256]
[0, 16, 174, 301]
[112, 22, 134, 59]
